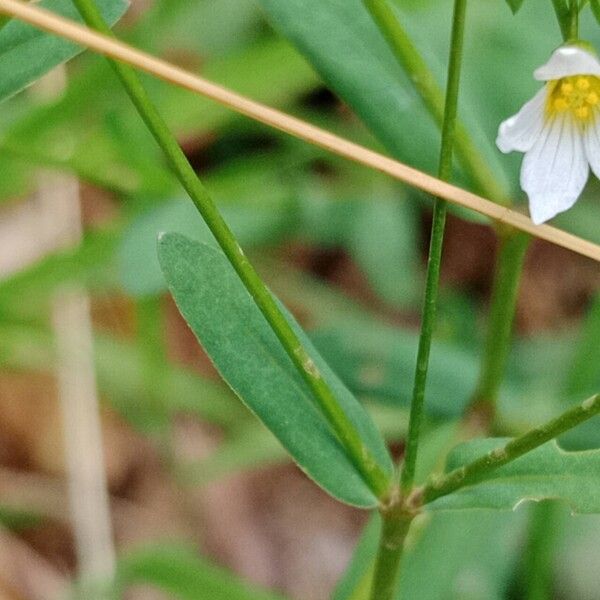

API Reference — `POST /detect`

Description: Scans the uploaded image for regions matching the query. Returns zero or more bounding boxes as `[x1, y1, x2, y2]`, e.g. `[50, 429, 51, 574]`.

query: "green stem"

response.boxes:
[71, 0, 390, 499]
[551, 0, 574, 40]
[523, 502, 560, 600]
[362, 0, 508, 204]
[421, 393, 600, 504]
[470, 231, 529, 421]
[568, 0, 579, 41]
[369, 506, 415, 600]
[400, 202, 446, 490]
[400, 0, 467, 494]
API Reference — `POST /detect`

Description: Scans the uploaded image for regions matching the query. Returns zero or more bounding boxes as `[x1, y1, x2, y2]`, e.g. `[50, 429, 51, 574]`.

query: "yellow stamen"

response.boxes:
[576, 78, 591, 91]
[554, 98, 569, 111]
[561, 82, 574, 95]
[547, 75, 600, 123]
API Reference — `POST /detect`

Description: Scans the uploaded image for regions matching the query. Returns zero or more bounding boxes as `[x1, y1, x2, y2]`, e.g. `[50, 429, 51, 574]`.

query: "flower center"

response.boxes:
[547, 75, 600, 122]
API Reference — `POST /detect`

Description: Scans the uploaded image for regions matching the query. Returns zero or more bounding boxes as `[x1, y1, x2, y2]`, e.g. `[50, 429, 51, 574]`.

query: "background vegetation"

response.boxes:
[0, 0, 600, 598]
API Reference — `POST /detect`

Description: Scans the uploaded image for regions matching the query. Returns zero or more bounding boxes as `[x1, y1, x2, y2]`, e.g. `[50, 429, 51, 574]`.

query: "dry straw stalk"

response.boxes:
[1, 0, 599, 262]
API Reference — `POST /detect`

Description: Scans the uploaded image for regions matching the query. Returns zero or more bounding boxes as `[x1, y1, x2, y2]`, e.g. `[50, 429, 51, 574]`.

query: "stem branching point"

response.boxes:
[421, 394, 600, 505]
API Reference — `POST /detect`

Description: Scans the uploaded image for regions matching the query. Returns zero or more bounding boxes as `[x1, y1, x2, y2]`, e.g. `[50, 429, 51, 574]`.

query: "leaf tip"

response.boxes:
[506, 0, 526, 14]
[156, 230, 185, 252]
[156, 231, 186, 268]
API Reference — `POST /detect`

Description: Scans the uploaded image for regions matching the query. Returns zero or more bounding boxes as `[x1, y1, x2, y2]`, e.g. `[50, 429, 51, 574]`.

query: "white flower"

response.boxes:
[497, 45, 600, 225]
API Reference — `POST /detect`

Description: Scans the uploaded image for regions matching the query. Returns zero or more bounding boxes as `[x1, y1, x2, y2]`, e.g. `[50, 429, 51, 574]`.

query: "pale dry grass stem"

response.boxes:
[0, 0, 599, 262]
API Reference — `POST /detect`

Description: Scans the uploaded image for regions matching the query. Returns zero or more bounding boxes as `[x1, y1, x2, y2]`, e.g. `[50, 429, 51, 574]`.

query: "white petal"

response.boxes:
[534, 46, 600, 81]
[496, 87, 547, 154]
[521, 114, 589, 224]
[584, 111, 600, 179]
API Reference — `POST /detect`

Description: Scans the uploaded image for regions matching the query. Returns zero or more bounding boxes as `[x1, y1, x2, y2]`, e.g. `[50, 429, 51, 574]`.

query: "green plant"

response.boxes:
[1, 0, 600, 599]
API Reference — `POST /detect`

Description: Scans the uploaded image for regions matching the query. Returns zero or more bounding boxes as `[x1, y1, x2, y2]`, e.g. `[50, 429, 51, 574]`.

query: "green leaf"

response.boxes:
[399, 511, 524, 600]
[300, 192, 421, 308]
[0, 229, 119, 315]
[93, 333, 243, 430]
[506, 0, 526, 13]
[158, 233, 393, 508]
[0, 0, 129, 103]
[257, 0, 509, 189]
[592, 0, 600, 24]
[116, 544, 285, 600]
[429, 438, 600, 514]
[347, 198, 421, 308]
[257, 0, 439, 173]
[136, 0, 262, 57]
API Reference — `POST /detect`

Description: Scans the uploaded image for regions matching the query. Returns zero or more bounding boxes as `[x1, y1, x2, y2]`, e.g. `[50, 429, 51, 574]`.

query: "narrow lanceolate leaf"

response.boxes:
[506, 0, 526, 13]
[428, 438, 600, 514]
[591, 0, 600, 25]
[257, 0, 439, 173]
[257, 0, 508, 192]
[158, 233, 393, 508]
[0, 0, 129, 103]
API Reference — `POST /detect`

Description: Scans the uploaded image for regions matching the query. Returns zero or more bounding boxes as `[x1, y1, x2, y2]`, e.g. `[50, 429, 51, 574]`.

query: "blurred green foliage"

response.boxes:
[0, 0, 600, 598]
[0, 0, 127, 102]
[113, 544, 285, 600]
